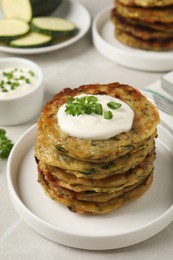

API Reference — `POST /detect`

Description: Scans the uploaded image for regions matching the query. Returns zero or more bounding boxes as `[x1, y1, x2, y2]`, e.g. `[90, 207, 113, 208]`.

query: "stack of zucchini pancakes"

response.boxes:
[112, 0, 173, 50]
[35, 83, 160, 214]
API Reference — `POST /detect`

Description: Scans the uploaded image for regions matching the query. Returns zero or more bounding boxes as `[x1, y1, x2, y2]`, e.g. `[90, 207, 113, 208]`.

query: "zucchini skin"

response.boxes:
[9, 32, 52, 48]
[30, 0, 45, 4]
[31, 18, 78, 37]
[9, 40, 52, 48]
[0, 19, 30, 42]
[0, 32, 29, 42]
[31, 24, 78, 37]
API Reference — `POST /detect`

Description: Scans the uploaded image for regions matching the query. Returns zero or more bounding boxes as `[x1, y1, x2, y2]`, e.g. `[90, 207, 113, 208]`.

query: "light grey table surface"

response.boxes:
[0, 0, 173, 259]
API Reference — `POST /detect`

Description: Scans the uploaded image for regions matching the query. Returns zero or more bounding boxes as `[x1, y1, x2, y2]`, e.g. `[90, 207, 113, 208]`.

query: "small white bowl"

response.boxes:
[0, 57, 43, 125]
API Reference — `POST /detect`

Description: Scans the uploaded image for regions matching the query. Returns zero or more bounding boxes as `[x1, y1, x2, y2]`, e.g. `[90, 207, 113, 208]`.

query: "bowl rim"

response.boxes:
[0, 57, 43, 101]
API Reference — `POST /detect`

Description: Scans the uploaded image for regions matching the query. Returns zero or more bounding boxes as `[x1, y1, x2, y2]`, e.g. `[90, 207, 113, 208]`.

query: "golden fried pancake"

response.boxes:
[75, 173, 151, 202]
[75, 175, 151, 202]
[115, 28, 173, 51]
[36, 131, 155, 179]
[116, 0, 173, 23]
[112, 8, 173, 32]
[35, 83, 159, 163]
[38, 170, 153, 214]
[113, 11, 173, 40]
[117, 0, 173, 7]
[38, 149, 155, 193]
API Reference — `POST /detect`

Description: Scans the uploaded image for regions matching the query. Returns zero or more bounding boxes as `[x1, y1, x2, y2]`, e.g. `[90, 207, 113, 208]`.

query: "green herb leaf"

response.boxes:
[107, 101, 122, 110]
[18, 75, 25, 80]
[86, 96, 98, 103]
[65, 96, 121, 120]
[3, 71, 13, 80]
[29, 70, 35, 77]
[94, 103, 103, 115]
[0, 129, 13, 159]
[104, 111, 113, 120]
[65, 96, 101, 117]
[2, 89, 8, 92]
[25, 78, 31, 84]
[11, 82, 20, 90]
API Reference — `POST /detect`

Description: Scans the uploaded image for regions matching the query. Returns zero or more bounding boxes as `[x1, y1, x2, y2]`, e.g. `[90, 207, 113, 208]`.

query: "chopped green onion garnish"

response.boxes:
[107, 101, 122, 110]
[65, 95, 122, 120]
[104, 111, 113, 120]
[29, 70, 35, 77]
[94, 103, 103, 115]
[3, 71, 13, 80]
[0, 68, 36, 94]
[25, 78, 31, 84]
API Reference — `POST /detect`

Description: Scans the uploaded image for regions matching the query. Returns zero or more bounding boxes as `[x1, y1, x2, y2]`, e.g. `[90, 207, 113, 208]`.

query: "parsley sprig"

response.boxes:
[65, 96, 102, 116]
[65, 95, 122, 120]
[0, 129, 13, 159]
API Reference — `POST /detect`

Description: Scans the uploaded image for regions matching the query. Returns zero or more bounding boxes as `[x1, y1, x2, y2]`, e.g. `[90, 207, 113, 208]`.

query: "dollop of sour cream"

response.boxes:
[57, 94, 134, 140]
[0, 67, 37, 98]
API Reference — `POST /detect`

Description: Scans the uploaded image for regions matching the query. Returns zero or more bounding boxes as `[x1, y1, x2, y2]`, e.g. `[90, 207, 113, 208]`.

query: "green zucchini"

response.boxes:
[31, 0, 62, 17]
[0, 19, 30, 41]
[31, 17, 77, 37]
[30, 0, 44, 4]
[9, 32, 52, 48]
[1, 0, 32, 23]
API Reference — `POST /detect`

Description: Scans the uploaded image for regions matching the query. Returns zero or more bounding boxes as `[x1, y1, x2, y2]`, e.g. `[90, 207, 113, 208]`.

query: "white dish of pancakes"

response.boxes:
[92, 6, 173, 72]
[7, 123, 173, 250]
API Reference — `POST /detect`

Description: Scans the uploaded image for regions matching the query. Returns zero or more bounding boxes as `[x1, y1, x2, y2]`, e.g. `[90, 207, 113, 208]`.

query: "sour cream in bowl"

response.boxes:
[0, 57, 43, 125]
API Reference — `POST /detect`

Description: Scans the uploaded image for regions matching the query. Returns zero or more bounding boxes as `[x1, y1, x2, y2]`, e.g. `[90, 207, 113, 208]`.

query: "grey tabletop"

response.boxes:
[0, 1, 173, 259]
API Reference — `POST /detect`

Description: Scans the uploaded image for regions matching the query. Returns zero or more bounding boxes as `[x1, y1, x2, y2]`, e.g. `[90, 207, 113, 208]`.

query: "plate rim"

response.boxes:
[0, 0, 91, 55]
[92, 6, 173, 71]
[7, 123, 173, 250]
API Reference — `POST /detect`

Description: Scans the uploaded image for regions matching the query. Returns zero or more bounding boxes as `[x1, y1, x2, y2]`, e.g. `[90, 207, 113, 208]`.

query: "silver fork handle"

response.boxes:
[160, 76, 173, 97]
[143, 89, 173, 104]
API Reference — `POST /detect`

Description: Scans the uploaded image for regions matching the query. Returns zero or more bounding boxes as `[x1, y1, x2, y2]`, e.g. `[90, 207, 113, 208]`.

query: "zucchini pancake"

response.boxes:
[35, 83, 160, 214]
[112, 0, 173, 51]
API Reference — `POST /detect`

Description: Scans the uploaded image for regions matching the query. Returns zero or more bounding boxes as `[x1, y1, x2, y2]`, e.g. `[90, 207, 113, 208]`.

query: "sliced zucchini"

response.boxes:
[31, 17, 77, 37]
[1, 0, 32, 23]
[9, 32, 52, 48]
[31, 0, 62, 17]
[0, 19, 29, 41]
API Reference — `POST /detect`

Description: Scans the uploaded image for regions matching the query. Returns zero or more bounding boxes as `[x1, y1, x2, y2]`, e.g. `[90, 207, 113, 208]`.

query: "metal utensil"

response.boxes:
[153, 94, 173, 116]
[160, 76, 173, 97]
[143, 89, 173, 116]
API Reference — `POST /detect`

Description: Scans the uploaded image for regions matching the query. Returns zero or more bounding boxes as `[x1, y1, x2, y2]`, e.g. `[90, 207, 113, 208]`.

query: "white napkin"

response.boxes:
[142, 71, 173, 133]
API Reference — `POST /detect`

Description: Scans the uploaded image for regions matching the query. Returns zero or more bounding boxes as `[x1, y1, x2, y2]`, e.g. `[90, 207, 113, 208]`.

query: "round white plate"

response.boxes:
[7, 124, 173, 250]
[92, 6, 173, 72]
[0, 0, 91, 55]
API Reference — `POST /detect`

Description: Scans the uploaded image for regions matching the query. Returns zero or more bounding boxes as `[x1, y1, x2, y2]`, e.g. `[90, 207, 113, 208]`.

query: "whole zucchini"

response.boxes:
[31, 0, 62, 17]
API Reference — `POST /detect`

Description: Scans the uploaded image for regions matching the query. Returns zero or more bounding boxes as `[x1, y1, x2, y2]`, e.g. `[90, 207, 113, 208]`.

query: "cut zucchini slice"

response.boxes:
[31, 17, 77, 37]
[1, 0, 32, 23]
[0, 19, 30, 41]
[9, 32, 52, 48]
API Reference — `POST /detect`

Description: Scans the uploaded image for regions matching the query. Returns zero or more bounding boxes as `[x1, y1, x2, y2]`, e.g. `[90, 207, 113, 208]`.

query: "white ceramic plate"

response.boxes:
[92, 6, 173, 72]
[7, 124, 173, 250]
[0, 0, 91, 55]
